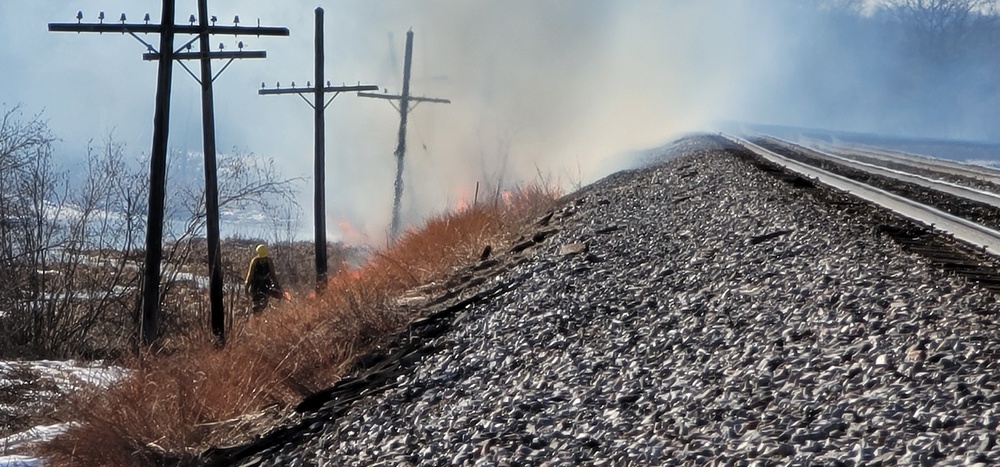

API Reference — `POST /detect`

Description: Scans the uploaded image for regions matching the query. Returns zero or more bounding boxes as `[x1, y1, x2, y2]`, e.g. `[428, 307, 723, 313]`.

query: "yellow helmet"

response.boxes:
[255, 244, 268, 258]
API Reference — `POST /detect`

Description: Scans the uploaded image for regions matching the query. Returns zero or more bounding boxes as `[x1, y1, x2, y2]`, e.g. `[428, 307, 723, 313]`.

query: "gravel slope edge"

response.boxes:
[206, 134, 1000, 466]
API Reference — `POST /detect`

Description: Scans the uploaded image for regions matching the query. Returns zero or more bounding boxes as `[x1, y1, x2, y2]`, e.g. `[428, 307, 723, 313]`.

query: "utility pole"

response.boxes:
[260, 7, 377, 291]
[359, 30, 450, 240]
[50, 2, 288, 346]
[142, 4, 278, 344]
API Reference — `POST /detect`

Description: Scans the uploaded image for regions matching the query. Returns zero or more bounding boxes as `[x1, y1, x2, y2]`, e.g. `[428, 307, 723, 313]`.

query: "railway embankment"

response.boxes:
[210, 134, 1000, 465]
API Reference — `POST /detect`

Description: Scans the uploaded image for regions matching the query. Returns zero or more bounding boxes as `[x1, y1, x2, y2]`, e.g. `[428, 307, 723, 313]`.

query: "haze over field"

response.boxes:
[2, 0, 999, 241]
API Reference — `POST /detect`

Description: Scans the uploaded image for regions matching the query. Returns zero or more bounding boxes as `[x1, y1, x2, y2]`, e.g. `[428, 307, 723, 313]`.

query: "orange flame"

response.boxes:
[501, 190, 514, 204]
[336, 218, 370, 246]
[454, 185, 473, 211]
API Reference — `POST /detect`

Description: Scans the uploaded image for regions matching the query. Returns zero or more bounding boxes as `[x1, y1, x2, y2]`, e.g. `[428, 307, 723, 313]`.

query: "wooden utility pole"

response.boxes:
[50, 2, 288, 346]
[359, 30, 450, 240]
[143, 4, 276, 344]
[260, 7, 377, 291]
[196, 0, 224, 343]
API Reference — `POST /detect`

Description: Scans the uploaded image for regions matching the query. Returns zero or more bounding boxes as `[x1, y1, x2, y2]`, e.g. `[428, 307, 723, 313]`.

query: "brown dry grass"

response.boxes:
[38, 185, 557, 466]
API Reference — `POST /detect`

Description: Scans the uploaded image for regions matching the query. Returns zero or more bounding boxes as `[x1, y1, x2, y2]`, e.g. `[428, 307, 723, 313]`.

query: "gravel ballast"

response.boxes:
[230, 135, 1000, 466]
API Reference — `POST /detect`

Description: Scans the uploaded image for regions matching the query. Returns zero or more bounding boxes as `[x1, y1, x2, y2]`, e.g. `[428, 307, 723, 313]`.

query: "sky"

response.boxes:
[2, 0, 994, 244]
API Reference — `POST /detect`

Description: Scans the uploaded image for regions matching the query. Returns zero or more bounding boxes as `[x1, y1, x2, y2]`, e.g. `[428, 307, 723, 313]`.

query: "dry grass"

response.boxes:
[38, 185, 557, 466]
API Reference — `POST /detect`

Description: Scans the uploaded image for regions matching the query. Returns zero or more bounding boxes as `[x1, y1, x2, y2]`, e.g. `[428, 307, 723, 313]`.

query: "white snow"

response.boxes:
[0, 360, 126, 465]
[0, 424, 72, 461]
[0, 455, 39, 467]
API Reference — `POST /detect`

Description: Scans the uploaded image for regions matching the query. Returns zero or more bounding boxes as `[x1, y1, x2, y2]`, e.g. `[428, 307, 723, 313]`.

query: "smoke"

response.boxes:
[270, 0, 732, 241]
[9, 0, 1000, 243]
[292, 0, 851, 241]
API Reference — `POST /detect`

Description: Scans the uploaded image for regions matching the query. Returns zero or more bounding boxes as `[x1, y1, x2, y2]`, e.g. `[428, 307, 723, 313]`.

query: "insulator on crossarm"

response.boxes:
[76, 11, 83, 22]
[189, 14, 196, 25]
[218, 42, 225, 50]
[261, 82, 265, 89]
[233, 15, 240, 25]
[144, 13, 150, 24]
[238, 41, 244, 50]
[98, 11, 105, 23]
[306, 81, 311, 87]
[120, 13, 126, 23]
[276, 81, 280, 88]
[291, 81, 296, 87]
[211, 15, 217, 25]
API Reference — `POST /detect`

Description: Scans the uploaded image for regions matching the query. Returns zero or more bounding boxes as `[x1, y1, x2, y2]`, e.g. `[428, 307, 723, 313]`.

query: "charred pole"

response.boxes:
[50, 2, 288, 346]
[259, 7, 377, 291]
[358, 30, 450, 240]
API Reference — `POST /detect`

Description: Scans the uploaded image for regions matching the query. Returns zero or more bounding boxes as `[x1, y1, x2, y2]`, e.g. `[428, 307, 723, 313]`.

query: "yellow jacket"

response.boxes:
[245, 245, 280, 291]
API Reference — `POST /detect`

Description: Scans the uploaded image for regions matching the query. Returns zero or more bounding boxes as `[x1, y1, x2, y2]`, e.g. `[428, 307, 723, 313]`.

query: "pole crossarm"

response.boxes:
[148, 50, 267, 85]
[48, 23, 289, 36]
[358, 92, 451, 104]
[143, 50, 266, 60]
[259, 84, 378, 95]
[261, 84, 378, 110]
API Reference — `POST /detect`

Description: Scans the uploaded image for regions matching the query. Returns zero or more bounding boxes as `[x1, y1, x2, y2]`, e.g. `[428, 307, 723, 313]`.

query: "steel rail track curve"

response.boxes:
[721, 133, 1000, 257]
[808, 139, 1000, 186]
[757, 136, 1000, 209]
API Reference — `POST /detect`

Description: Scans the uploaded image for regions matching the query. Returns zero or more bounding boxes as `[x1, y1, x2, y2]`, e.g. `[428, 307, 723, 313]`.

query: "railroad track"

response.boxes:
[720, 133, 1000, 294]
[812, 141, 1000, 187]
[758, 136, 1000, 210]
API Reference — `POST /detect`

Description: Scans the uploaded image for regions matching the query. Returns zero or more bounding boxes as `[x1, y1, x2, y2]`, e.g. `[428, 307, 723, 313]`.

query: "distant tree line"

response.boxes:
[757, 0, 1000, 140]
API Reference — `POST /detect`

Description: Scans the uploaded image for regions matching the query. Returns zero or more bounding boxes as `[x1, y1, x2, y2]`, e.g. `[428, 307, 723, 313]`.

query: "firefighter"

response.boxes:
[244, 244, 287, 312]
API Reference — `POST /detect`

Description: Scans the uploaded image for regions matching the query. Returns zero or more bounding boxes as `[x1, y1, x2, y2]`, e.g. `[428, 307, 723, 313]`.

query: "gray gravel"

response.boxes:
[238, 135, 1000, 466]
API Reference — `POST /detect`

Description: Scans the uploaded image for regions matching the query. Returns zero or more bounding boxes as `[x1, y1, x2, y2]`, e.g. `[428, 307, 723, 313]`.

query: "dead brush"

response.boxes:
[38, 184, 558, 465]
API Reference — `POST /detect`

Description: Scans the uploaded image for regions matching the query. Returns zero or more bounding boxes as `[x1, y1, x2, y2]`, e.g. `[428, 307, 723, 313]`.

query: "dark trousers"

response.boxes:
[250, 284, 283, 312]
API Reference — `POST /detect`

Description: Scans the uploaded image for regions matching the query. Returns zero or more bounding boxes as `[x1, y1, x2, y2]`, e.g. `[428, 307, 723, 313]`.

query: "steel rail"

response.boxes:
[809, 140, 1000, 186]
[721, 133, 1000, 257]
[757, 136, 1000, 210]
